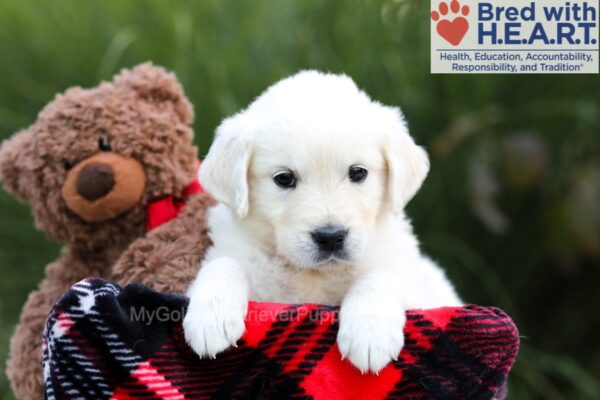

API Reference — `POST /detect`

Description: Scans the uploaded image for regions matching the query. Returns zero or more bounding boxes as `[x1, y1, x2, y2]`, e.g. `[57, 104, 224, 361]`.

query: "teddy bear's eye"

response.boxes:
[99, 137, 112, 152]
[63, 159, 74, 170]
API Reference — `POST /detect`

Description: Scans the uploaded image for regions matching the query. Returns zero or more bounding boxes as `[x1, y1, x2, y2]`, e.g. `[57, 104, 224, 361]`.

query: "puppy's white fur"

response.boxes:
[184, 71, 462, 373]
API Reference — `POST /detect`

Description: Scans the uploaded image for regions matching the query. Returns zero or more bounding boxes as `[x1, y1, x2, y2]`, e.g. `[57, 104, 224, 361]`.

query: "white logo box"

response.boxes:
[431, 0, 599, 74]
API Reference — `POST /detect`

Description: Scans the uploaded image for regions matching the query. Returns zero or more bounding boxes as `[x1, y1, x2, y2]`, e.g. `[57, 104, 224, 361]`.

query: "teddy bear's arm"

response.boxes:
[7, 248, 116, 400]
[111, 194, 215, 294]
[6, 261, 81, 400]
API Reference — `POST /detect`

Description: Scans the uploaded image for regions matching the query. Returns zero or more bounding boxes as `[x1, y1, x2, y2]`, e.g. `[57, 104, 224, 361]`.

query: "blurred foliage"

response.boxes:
[0, 0, 598, 399]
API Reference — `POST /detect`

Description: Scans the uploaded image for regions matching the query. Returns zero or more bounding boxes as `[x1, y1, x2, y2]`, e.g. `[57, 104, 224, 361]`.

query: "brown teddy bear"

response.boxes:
[0, 62, 208, 400]
[110, 193, 214, 294]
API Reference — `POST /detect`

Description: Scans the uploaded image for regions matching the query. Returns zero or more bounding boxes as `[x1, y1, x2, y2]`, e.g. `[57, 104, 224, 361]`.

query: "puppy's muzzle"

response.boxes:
[311, 225, 348, 254]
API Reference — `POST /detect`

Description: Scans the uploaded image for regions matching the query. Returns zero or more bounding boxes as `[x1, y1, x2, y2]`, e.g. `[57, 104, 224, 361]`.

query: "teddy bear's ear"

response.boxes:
[114, 62, 194, 125]
[0, 128, 40, 203]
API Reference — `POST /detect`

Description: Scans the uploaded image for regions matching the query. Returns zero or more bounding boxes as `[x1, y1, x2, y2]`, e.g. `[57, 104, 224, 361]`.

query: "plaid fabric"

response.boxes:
[43, 278, 519, 400]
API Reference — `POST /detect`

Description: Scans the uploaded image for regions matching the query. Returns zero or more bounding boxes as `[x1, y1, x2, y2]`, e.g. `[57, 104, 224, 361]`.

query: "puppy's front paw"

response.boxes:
[183, 294, 247, 359]
[337, 305, 406, 374]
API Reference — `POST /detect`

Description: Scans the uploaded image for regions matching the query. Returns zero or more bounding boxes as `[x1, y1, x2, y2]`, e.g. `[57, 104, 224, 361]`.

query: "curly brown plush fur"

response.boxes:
[0, 62, 201, 400]
[111, 193, 215, 293]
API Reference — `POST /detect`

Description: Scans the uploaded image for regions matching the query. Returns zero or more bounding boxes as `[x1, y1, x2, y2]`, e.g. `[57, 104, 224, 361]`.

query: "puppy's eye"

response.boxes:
[99, 136, 112, 152]
[273, 170, 297, 189]
[63, 158, 74, 170]
[349, 165, 368, 183]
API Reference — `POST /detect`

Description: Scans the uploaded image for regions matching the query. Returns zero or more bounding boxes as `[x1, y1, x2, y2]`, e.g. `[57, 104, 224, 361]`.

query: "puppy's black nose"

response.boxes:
[311, 225, 347, 253]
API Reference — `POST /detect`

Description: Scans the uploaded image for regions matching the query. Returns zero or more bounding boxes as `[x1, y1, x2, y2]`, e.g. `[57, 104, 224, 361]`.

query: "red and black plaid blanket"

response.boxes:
[43, 278, 519, 400]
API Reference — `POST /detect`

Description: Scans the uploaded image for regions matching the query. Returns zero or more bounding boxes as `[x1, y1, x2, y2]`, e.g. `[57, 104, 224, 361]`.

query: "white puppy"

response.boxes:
[183, 71, 462, 374]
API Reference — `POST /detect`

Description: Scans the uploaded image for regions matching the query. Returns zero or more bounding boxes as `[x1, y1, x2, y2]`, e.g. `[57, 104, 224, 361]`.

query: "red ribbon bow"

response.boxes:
[146, 163, 204, 231]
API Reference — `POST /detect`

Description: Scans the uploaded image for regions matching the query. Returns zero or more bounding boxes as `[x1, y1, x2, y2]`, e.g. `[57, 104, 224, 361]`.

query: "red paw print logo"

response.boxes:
[431, 0, 470, 46]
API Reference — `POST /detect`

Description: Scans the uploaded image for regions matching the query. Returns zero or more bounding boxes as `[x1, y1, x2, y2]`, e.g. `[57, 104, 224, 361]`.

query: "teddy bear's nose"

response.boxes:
[75, 162, 115, 200]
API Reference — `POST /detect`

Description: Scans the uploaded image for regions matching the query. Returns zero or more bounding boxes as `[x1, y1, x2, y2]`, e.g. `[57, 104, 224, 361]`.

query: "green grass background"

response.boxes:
[0, 0, 598, 399]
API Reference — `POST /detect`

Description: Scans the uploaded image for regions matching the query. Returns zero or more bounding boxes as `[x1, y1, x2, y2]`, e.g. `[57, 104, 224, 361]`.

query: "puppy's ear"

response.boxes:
[199, 114, 252, 218]
[382, 109, 430, 213]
